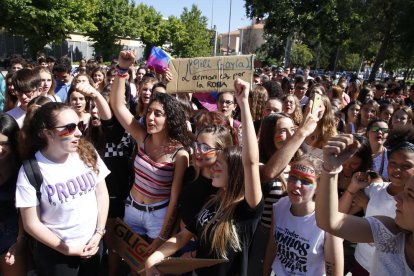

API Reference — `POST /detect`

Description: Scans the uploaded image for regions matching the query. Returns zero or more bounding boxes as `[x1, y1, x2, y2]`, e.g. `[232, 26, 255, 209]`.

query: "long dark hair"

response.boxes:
[144, 93, 192, 148]
[0, 113, 20, 166]
[200, 146, 244, 259]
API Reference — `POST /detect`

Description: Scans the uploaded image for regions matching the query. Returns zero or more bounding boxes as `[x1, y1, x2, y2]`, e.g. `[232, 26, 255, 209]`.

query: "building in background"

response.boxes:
[0, 28, 145, 64]
[219, 21, 264, 55]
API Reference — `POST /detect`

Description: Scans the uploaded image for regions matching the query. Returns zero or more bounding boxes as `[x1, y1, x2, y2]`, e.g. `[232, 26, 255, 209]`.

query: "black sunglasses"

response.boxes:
[51, 122, 85, 134]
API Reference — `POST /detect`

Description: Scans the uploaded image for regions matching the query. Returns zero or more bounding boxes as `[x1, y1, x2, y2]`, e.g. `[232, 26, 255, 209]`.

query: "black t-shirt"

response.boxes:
[178, 166, 218, 227]
[186, 197, 264, 276]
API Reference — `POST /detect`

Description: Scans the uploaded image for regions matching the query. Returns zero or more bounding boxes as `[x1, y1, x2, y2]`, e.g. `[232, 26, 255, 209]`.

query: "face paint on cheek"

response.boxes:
[202, 150, 217, 157]
[211, 169, 224, 178]
[58, 130, 74, 141]
[274, 134, 285, 143]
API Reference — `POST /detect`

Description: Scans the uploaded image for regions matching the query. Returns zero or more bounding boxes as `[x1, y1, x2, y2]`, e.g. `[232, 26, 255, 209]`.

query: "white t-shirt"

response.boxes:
[372, 149, 389, 181]
[271, 197, 326, 276]
[15, 151, 110, 246]
[6, 106, 26, 128]
[354, 182, 396, 271]
[367, 217, 414, 275]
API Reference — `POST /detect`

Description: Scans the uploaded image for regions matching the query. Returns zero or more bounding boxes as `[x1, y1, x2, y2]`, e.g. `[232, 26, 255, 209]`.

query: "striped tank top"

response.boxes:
[133, 143, 175, 200]
[260, 165, 290, 228]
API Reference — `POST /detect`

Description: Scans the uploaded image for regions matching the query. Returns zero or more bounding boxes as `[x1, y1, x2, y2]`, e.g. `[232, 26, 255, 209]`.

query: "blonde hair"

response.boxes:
[249, 85, 268, 121]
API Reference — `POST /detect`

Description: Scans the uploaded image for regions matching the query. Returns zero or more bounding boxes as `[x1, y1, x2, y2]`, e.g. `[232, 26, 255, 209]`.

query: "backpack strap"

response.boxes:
[22, 158, 43, 202]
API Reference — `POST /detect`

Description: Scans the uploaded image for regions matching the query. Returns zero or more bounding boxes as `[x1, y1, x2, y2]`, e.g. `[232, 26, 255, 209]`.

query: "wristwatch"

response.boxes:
[95, 227, 106, 236]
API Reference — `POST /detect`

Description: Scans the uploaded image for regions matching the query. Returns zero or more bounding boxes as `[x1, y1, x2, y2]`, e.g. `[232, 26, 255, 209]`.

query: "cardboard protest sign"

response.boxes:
[167, 55, 254, 93]
[155, 257, 228, 274]
[112, 218, 149, 272]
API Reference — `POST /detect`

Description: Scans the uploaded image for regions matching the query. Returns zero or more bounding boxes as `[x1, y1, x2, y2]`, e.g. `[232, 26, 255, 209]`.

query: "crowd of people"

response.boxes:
[0, 51, 413, 276]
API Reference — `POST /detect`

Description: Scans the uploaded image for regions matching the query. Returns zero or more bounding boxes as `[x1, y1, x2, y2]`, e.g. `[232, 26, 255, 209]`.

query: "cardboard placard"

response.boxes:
[155, 257, 228, 274]
[167, 55, 254, 93]
[112, 218, 227, 274]
[112, 218, 149, 272]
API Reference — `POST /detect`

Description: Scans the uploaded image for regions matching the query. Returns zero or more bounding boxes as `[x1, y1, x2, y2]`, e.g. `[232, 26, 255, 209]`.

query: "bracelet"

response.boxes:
[345, 189, 355, 196]
[158, 235, 168, 241]
[115, 65, 129, 78]
[95, 227, 106, 236]
[115, 65, 129, 74]
[322, 164, 343, 175]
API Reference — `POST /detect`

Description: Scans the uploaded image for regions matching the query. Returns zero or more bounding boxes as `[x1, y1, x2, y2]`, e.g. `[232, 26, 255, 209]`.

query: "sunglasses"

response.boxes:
[193, 142, 220, 153]
[52, 122, 85, 134]
[219, 100, 234, 105]
[370, 126, 389, 133]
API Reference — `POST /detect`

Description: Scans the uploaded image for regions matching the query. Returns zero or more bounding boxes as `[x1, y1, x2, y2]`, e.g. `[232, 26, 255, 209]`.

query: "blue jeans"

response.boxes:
[123, 195, 168, 239]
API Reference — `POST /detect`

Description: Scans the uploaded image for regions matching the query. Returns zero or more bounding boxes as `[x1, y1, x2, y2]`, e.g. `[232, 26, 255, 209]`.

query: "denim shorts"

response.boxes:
[0, 215, 18, 255]
[123, 194, 168, 239]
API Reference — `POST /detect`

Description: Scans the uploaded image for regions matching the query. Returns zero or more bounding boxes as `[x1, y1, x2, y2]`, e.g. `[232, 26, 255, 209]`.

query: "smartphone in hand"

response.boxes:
[311, 93, 322, 116]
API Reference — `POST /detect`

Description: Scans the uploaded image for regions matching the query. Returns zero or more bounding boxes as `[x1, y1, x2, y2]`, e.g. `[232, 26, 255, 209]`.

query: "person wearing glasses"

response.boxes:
[217, 91, 242, 144]
[110, 50, 191, 260]
[15, 102, 110, 275]
[366, 119, 389, 181]
[146, 78, 264, 276]
[6, 69, 42, 128]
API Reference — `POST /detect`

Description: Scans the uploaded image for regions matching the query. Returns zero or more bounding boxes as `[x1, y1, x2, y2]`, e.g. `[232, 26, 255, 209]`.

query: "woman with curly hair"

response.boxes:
[282, 94, 302, 126]
[16, 102, 110, 275]
[303, 84, 337, 159]
[110, 50, 191, 259]
[249, 85, 268, 122]
[145, 78, 263, 276]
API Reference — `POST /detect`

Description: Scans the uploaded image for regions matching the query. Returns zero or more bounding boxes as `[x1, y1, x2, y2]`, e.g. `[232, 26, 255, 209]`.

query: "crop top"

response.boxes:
[133, 139, 177, 200]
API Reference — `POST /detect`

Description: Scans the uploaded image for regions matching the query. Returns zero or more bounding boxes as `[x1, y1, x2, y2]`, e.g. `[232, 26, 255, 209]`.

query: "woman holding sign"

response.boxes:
[145, 79, 264, 276]
[110, 51, 191, 258]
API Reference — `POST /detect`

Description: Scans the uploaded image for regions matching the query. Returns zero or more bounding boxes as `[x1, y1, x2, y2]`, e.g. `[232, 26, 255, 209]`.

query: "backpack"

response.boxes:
[22, 158, 43, 202]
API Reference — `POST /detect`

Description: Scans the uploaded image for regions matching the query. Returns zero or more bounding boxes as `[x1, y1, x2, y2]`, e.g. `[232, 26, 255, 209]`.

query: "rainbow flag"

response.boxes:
[146, 47, 173, 74]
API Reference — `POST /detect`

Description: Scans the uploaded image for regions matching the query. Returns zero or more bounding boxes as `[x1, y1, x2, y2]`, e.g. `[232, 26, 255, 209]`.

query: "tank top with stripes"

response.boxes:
[133, 143, 175, 200]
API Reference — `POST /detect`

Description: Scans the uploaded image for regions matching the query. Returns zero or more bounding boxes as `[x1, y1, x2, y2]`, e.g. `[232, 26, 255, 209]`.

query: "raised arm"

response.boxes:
[323, 233, 344, 276]
[260, 110, 318, 182]
[234, 79, 262, 208]
[109, 51, 146, 143]
[316, 134, 373, 243]
[75, 83, 112, 120]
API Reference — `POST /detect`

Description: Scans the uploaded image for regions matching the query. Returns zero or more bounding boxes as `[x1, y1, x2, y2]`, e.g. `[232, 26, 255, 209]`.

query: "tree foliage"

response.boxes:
[87, 0, 135, 60]
[245, 0, 414, 78]
[289, 43, 313, 67]
[0, 0, 98, 58]
[169, 5, 213, 57]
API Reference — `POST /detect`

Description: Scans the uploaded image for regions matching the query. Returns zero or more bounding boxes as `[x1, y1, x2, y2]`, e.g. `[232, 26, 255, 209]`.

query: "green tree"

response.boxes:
[289, 43, 313, 67]
[87, 0, 135, 60]
[0, 0, 98, 58]
[170, 5, 213, 57]
[130, 4, 167, 58]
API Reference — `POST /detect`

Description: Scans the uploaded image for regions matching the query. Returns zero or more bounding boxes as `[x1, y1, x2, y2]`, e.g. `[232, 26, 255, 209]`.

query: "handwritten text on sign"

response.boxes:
[167, 55, 254, 93]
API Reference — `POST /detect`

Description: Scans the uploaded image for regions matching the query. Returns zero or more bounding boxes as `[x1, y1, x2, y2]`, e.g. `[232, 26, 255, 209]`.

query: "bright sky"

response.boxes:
[135, 0, 249, 33]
